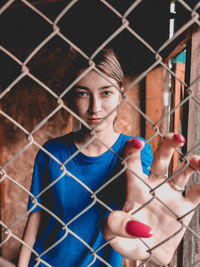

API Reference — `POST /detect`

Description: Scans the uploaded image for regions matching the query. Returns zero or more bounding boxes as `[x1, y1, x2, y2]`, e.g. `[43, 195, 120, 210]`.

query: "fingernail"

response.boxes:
[130, 139, 143, 149]
[174, 134, 185, 144]
[126, 220, 153, 238]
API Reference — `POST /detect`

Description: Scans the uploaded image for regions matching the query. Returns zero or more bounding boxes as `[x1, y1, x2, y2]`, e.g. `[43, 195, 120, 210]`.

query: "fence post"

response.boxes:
[183, 24, 200, 267]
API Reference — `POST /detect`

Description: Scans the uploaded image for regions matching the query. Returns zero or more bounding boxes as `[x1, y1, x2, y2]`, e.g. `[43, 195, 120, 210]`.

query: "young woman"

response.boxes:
[18, 48, 200, 266]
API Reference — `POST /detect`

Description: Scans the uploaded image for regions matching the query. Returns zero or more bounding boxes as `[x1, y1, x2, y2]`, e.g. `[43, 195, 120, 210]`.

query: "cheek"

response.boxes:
[74, 99, 89, 114]
[104, 99, 120, 119]
[108, 95, 121, 109]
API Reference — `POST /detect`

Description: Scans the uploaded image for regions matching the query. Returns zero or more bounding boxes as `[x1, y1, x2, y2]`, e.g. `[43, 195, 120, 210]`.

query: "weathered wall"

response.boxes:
[1, 46, 73, 261]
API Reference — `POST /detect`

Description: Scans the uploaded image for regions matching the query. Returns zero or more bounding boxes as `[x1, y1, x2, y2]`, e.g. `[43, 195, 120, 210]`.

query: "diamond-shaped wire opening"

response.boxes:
[0, 1, 53, 48]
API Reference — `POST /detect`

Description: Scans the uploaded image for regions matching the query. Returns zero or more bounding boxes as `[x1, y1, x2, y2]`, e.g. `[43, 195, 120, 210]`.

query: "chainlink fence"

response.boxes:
[0, 0, 200, 266]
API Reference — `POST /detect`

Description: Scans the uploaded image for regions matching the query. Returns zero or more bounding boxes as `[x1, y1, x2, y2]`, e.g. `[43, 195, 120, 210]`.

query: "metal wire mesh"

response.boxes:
[0, 0, 200, 266]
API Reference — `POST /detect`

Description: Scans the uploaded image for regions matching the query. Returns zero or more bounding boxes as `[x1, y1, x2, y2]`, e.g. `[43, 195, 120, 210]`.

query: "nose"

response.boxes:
[89, 95, 102, 114]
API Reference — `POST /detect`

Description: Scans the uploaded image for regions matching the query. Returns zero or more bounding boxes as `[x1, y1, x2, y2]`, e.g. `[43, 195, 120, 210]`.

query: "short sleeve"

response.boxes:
[131, 136, 153, 176]
[27, 148, 48, 213]
[141, 141, 153, 176]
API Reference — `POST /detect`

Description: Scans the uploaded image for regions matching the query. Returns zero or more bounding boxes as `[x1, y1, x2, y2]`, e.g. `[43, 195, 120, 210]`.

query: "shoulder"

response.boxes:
[43, 132, 73, 149]
[36, 132, 74, 161]
[120, 133, 153, 174]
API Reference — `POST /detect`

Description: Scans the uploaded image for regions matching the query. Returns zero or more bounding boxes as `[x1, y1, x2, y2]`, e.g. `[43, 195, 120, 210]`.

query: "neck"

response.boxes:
[74, 125, 120, 156]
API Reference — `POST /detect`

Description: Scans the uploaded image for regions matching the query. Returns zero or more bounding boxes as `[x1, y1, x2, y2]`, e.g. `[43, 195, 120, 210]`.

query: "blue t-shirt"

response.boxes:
[28, 133, 153, 267]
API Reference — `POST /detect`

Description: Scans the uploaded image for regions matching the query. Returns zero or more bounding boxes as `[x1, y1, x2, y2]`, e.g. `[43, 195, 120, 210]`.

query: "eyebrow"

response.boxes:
[75, 85, 115, 90]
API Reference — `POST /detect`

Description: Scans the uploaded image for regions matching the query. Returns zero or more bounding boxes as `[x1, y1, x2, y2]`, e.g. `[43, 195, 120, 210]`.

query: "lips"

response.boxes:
[88, 118, 102, 124]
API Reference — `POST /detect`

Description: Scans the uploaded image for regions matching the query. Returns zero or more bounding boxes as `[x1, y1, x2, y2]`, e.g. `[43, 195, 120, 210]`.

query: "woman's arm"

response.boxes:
[17, 211, 41, 267]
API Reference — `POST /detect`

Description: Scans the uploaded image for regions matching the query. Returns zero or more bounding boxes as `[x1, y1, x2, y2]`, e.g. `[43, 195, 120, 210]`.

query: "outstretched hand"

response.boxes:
[103, 133, 200, 265]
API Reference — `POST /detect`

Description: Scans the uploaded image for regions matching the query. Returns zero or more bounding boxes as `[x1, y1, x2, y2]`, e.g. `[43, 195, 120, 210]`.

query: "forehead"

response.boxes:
[76, 69, 119, 88]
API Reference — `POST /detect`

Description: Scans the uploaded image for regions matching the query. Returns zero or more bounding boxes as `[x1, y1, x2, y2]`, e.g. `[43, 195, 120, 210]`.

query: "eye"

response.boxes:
[102, 90, 112, 96]
[75, 90, 88, 97]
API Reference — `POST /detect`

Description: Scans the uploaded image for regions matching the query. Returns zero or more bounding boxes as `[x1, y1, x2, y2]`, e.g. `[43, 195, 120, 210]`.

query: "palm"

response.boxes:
[103, 133, 200, 265]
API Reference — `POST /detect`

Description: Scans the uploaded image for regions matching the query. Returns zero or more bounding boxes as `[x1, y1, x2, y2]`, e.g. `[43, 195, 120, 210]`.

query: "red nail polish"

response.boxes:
[126, 220, 153, 238]
[174, 134, 185, 144]
[130, 139, 143, 149]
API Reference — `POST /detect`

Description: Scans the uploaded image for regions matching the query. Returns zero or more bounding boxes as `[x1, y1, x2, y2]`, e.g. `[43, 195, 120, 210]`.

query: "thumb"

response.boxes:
[103, 210, 153, 240]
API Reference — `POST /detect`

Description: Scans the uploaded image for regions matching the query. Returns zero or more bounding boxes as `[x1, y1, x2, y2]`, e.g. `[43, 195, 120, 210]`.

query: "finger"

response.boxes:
[124, 139, 149, 201]
[185, 183, 200, 207]
[123, 138, 145, 175]
[103, 210, 153, 240]
[150, 133, 185, 177]
[169, 155, 200, 190]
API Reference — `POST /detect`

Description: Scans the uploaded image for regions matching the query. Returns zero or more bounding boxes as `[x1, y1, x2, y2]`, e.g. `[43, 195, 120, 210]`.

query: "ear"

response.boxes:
[119, 87, 124, 103]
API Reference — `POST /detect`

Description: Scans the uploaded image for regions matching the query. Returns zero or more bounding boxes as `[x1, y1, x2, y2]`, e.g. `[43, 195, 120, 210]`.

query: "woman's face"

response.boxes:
[72, 70, 121, 133]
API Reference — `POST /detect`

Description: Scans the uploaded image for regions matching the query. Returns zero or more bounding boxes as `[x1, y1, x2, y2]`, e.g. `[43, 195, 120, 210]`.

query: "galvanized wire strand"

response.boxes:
[0, 45, 24, 66]
[23, 28, 60, 67]
[122, 0, 144, 19]
[93, 197, 113, 213]
[124, 58, 162, 93]
[21, 0, 56, 25]
[20, 0, 91, 64]
[192, 260, 200, 267]
[89, 22, 129, 61]
[0, 109, 29, 136]
[59, 59, 123, 102]
[99, 0, 126, 19]
[191, 94, 200, 106]
[93, 166, 126, 195]
[0, 71, 28, 100]
[0, 172, 40, 230]
[157, 13, 199, 55]
[100, 0, 158, 55]
[57, 31, 90, 59]
[60, 103, 92, 131]
[146, 224, 185, 252]
[58, 64, 95, 99]
[38, 230, 69, 259]
[29, 104, 63, 135]
[124, 99, 157, 128]
[92, 169, 156, 254]
[53, 0, 79, 26]
[21, 0, 88, 63]
[159, 60, 188, 88]
[187, 74, 200, 94]
[21, 201, 99, 263]
[0, 46, 59, 99]
[1, 225, 40, 261]
[193, 1, 200, 13]
[65, 197, 97, 227]
[137, 252, 168, 267]
[154, 92, 191, 126]
[186, 141, 200, 156]
[0, 0, 15, 15]
[150, 157, 190, 192]
[178, 0, 199, 15]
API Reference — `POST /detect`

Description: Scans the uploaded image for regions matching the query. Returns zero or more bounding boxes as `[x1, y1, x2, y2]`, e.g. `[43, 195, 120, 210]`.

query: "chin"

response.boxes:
[92, 123, 113, 134]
